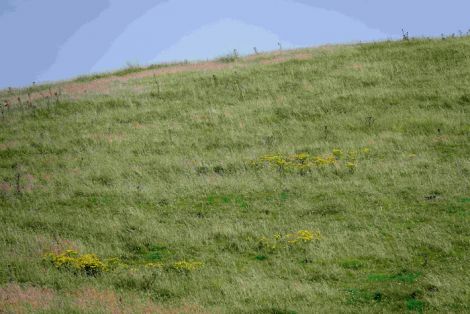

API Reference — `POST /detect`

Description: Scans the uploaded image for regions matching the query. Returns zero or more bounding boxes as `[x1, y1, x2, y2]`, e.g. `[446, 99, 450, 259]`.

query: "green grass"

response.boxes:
[1, 37, 469, 313]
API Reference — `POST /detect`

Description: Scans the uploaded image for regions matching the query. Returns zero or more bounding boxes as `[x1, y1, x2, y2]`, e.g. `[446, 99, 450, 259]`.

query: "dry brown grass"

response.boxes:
[0, 283, 55, 313]
[72, 287, 209, 314]
[0, 182, 12, 193]
[0, 141, 17, 151]
[0, 173, 40, 194]
[142, 304, 210, 314]
[5, 51, 315, 106]
[0, 284, 209, 313]
[352, 63, 364, 70]
[73, 287, 124, 313]
[22, 174, 35, 192]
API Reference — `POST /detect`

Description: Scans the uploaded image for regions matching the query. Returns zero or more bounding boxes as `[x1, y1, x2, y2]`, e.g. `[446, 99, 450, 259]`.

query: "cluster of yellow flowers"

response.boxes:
[172, 261, 204, 272]
[145, 262, 164, 269]
[44, 250, 204, 275]
[259, 230, 321, 252]
[286, 230, 322, 245]
[313, 155, 337, 166]
[44, 250, 107, 275]
[253, 148, 369, 173]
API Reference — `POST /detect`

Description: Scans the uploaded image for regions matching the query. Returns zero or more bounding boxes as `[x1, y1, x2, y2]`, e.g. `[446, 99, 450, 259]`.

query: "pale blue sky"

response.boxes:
[1, 0, 469, 88]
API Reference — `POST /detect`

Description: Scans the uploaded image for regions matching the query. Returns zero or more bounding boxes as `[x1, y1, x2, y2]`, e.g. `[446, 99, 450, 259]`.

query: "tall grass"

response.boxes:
[0, 36, 469, 313]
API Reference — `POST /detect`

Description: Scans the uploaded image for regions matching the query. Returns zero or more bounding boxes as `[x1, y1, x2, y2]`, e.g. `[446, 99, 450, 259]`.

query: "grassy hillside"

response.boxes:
[1, 37, 469, 313]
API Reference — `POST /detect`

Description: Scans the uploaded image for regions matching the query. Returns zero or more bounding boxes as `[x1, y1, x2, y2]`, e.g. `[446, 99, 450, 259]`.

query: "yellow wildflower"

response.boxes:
[44, 250, 108, 275]
[172, 261, 203, 272]
[286, 230, 321, 245]
[348, 150, 358, 161]
[315, 155, 336, 166]
[145, 262, 164, 269]
[332, 149, 342, 159]
[292, 152, 309, 162]
[346, 162, 356, 171]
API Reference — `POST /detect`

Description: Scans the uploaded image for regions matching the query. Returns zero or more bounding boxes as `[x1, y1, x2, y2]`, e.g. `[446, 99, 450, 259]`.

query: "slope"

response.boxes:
[1, 37, 469, 313]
